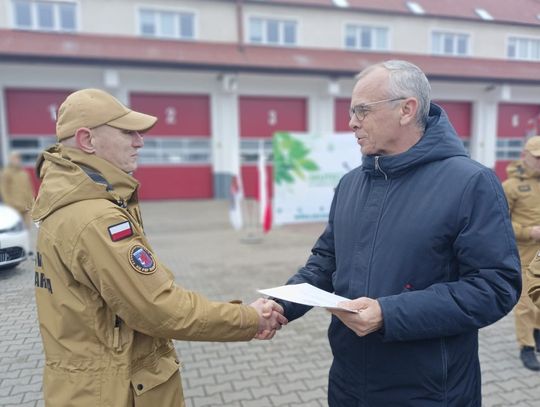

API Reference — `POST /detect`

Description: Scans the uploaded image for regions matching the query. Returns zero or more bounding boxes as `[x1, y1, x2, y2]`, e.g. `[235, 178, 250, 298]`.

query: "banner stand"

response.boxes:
[240, 198, 262, 244]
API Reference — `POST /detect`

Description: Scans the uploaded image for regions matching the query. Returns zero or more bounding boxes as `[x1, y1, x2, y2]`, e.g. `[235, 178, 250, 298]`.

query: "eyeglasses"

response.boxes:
[349, 97, 406, 121]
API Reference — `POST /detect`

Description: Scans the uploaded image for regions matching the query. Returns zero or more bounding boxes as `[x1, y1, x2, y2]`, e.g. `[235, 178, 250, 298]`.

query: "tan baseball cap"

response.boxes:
[56, 88, 157, 141]
[525, 136, 540, 157]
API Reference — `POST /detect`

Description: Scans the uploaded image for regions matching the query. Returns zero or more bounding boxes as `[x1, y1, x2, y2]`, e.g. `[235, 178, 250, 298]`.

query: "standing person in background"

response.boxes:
[0, 151, 34, 227]
[274, 60, 521, 406]
[31, 88, 287, 407]
[502, 136, 540, 371]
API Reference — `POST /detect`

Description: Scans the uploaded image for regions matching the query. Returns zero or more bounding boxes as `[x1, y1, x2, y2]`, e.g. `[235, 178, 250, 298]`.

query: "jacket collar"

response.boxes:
[65, 147, 139, 204]
[32, 144, 139, 222]
[361, 103, 468, 179]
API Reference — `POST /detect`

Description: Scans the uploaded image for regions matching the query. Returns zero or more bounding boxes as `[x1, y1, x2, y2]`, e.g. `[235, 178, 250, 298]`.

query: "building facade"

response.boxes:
[1, 0, 540, 199]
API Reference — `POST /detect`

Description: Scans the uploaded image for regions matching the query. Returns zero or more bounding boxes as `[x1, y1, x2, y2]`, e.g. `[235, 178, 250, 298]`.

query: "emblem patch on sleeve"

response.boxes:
[108, 221, 133, 242]
[129, 245, 157, 274]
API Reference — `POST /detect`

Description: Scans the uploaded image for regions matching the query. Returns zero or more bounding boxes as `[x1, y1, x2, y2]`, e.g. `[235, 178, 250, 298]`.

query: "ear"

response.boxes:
[74, 128, 95, 153]
[399, 98, 419, 126]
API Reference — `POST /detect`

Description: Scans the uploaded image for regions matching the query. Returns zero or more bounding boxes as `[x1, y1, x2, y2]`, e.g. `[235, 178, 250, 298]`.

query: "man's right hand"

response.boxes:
[249, 298, 288, 340]
[531, 226, 540, 241]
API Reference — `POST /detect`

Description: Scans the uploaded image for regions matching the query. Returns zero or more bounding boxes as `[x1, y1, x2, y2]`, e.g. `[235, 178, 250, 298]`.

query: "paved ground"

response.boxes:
[1, 199, 539, 407]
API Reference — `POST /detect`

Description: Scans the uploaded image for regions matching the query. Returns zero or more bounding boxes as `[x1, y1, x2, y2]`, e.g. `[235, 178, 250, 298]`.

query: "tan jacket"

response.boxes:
[0, 164, 34, 215]
[32, 145, 259, 407]
[502, 160, 540, 266]
[529, 253, 540, 306]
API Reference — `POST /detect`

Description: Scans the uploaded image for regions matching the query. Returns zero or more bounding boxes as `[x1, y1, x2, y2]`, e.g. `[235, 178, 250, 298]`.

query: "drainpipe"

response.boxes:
[236, 0, 245, 52]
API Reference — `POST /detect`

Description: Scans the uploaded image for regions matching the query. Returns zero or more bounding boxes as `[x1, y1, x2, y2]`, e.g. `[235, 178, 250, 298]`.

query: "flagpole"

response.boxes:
[259, 139, 272, 234]
[228, 174, 243, 231]
[241, 197, 262, 244]
[239, 139, 272, 243]
[241, 141, 265, 243]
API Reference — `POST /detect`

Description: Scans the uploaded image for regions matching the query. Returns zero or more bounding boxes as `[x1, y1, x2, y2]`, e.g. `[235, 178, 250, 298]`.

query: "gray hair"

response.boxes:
[357, 60, 431, 130]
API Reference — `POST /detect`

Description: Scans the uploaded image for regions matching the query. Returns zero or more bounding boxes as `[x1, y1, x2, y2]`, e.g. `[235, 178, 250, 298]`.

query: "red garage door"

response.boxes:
[130, 93, 213, 200]
[434, 101, 471, 151]
[5, 88, 72, 192]
[334, 98, 350, 132]
[434, 101, 471, 139]
[239, 96, 307, 198]
[496, 103, 540, 181]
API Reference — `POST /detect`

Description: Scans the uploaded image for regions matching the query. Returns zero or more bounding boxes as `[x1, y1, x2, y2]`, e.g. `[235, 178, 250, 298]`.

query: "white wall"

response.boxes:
[241, 3, 538, 59]
[0, 0, 9, 27]
[80, 0, 236, 41]
[3, 0, 539, 61]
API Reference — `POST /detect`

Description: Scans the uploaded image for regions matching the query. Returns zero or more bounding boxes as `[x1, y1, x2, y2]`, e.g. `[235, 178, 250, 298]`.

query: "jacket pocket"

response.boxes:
[130, 352, 181, 397]
[43, 362, 101, 406]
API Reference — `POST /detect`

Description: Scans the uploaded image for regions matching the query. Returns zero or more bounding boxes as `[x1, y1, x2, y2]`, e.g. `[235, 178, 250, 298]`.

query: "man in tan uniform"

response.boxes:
[32, 88, 287, 407]
[0, 151, 34, 226]
[502, 136, 540, 371]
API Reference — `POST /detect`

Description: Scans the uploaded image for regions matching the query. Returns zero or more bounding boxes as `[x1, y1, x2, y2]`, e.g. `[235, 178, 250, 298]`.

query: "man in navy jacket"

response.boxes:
[277, 60, 521, 406]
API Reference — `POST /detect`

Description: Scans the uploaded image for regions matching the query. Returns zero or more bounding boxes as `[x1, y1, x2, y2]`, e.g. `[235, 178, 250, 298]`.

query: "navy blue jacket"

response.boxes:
[279, 104, 521, 406]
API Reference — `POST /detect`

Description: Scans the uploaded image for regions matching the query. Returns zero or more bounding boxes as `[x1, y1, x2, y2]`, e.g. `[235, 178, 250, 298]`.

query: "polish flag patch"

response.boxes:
[108, 221, 133, 242]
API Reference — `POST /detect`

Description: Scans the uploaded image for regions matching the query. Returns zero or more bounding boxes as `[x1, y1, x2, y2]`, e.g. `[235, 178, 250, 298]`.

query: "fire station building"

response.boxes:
[1, 0, 540, 199]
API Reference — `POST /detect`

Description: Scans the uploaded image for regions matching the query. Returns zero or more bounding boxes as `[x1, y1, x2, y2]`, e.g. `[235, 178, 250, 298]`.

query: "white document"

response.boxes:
[258, 283, 357, 313]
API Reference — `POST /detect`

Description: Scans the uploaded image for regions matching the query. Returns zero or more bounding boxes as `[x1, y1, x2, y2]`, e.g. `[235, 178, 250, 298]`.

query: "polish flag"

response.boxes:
[108, 221, 133, 242]
[229, 174, 244, 230]
[257, 143, 272, 233]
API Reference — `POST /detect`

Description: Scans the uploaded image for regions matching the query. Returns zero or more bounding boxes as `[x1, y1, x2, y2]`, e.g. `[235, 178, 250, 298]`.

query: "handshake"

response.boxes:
[249, 298, 288, 340]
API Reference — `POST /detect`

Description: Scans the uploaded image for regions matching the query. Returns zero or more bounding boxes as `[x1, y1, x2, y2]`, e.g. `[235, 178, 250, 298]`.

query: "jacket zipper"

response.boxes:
[113, 315, 122, 351]
[374, 156, 388, 180]
[440, 337, 448, 402]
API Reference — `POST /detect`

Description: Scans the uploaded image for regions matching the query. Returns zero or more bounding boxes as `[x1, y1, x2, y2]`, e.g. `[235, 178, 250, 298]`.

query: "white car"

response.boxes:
[0, 203, 30, 270]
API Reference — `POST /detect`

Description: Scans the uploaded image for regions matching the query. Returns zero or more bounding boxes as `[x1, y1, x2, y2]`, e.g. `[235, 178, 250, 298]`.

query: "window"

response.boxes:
[11, 135, 210, 166]
[248, 17, 297, 46]
[475, 8, 493, 21]
[496, 138, 523, 160]
[508, 37, 540, 61]
[345, 24, 388, 51]
[138, 9, 195, 40]
[12, 0, 77, 32]
[59, 2, 75, 30]
[431, 31, 470, 56]
[240, 139, 273, 164]
[37, 2, 54, 30]
[137, 138, 211, 164]
[14, 1, 31, 28]
[332, 0, 349, 7]
[10, 136, 57, 166]
[406, 1, 425, 15]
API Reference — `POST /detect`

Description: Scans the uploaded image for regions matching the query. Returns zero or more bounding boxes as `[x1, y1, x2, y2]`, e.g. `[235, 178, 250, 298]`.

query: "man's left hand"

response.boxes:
[328, 297, 383, 336]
